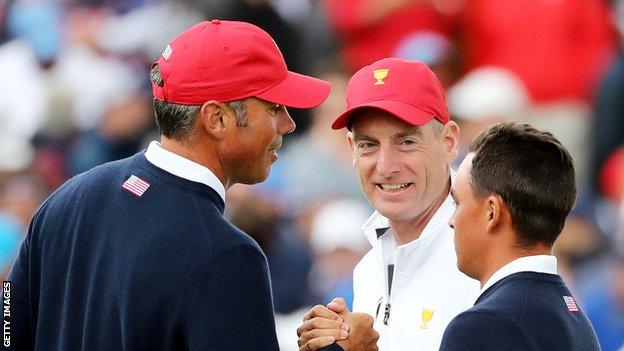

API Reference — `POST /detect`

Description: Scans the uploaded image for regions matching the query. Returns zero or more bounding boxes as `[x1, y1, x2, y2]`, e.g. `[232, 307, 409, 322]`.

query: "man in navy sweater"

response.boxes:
[5, 20, 368, 350]
[441, 122, 600, 350]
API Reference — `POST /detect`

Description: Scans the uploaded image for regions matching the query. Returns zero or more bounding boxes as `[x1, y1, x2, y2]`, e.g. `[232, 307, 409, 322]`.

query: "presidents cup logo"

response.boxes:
[420, 308, 435, 329]
[373, 69, 390, 85]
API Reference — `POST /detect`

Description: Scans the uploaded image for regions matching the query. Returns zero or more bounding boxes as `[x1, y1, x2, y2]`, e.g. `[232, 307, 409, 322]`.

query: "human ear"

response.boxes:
[442, 121, 460, 164]
[199, 101, 227, 139]
[347, 132, 355, 152]
[485, 195, 504, 233]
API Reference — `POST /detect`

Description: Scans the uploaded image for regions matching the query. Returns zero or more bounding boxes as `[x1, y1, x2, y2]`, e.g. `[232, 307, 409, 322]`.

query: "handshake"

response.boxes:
[296, 298, 379, 351]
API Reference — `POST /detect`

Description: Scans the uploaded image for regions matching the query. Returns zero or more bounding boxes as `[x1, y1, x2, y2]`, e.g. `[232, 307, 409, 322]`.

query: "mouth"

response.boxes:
[376, 182, 413, 193]
[268, 147, 280, 160]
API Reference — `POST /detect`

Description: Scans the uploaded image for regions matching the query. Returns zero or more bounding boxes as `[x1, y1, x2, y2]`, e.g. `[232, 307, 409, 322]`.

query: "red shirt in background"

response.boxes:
[459, 0, 617, 103]
[324, 0, 452, 72]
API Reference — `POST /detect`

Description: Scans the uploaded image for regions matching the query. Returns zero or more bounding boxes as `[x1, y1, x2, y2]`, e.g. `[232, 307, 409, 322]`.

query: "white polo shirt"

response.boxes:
[352, 192, 480, 351]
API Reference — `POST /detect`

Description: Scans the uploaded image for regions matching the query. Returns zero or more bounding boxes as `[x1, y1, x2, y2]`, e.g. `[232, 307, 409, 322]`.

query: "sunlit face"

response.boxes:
[348, 110, 455, 224]
[223, 98, 295, 184]
[449, 153, 489, 280]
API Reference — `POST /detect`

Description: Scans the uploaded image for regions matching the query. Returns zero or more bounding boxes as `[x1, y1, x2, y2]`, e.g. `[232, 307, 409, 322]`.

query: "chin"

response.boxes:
[375, 205, 412, 222]
[239, 170, 270, 185]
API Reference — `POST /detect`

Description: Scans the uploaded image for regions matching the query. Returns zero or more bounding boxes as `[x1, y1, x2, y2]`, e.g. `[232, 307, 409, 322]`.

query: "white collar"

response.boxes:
[144, 141, 226, 203]
[480, 255, 558, 295]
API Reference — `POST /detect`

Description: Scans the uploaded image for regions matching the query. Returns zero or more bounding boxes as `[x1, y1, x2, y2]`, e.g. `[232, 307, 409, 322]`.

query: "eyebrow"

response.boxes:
[395, 127, 423, 139]
[353, 126, 423, 142]
[353, 133, 375, 142]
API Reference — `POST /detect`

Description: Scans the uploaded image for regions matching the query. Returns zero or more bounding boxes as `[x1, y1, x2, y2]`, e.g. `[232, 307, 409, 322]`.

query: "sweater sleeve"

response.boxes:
[318, 344, 345, 351]
[439, 311, 534, 351]
[184, 246, 279, 350]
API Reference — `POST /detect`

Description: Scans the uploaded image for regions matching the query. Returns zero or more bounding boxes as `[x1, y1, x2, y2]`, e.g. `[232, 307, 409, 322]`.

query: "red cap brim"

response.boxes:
[256, 71, 331, 109]
[331, 100, 438, 130]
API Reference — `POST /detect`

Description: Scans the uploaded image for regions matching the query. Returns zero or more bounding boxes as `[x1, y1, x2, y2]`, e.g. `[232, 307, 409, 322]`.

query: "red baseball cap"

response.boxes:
[152, 20, 331, 108]
[331, 58, 450, 130]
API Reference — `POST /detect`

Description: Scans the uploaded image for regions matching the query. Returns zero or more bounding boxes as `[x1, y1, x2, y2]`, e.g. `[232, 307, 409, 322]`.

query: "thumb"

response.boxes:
[327, 297, 350, 314]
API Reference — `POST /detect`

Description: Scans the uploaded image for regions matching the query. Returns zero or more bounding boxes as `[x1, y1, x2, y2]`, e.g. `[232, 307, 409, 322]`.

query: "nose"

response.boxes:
[375, 146, 400, 177]
[278, 108, 296, 135]
[448, 212, 455, 229]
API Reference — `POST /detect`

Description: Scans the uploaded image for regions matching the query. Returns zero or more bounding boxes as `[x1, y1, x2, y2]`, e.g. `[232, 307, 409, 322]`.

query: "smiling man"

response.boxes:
[441, 122, 600, 350]
[297, 58, 479, 351]
[8, 20, 331, 351]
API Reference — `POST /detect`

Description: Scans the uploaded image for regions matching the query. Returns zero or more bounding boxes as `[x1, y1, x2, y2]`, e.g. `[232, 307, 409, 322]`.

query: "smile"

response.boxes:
[376, 183, 413, 192]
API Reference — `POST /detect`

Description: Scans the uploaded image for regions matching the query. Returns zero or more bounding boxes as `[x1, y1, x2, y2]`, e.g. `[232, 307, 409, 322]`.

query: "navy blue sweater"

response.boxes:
[439, 272, 600, 351]
[8, 152, 280, 350]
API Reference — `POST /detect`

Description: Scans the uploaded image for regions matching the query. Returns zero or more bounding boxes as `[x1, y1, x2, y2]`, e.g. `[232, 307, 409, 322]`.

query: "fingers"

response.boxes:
[303, 304, 343, 322]
[297, 317, 349, 337]
[327, 297, 349, 314]
[299, 336, 336, 351]
[299, 324, 348, 345]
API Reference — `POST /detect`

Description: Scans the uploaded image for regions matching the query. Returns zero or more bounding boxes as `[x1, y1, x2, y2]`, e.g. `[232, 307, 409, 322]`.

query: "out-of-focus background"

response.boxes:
[0, 0, 622, 349]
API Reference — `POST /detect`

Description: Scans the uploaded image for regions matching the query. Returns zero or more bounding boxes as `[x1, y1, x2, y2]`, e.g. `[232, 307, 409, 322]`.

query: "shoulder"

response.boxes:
[48, 154, 139, 199]
[440, 310, 534, 350]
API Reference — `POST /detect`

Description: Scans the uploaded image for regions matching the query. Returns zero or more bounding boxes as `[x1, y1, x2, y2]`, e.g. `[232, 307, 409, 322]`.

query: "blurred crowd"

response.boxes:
[0, 0, 623, 350]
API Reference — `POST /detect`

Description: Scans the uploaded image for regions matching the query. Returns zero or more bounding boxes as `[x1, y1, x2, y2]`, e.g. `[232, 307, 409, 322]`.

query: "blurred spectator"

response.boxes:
[270, 0, 338, 76]
[308, 199, 371, 309]
[590, 0, 624, 194]
[0, 215, 20, 279]
[578, 254, 624, 351]
[278, 67, 368, 215]
[0, 174, 49, 277]
[323, 0, 452, 75]
[458, 0, 616, 104]
[447, 67, 529, 167]
[67, 92, 153, 175]
[599, 146, 624, 252]
[95, 1, 201, 64]
[226, 185, 313, 314]
[456, 0, 618, 186]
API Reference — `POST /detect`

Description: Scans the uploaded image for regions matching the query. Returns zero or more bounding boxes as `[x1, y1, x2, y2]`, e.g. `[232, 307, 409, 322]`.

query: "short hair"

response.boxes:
[149, 65, 248, 140]
[468, 122, 576, 248]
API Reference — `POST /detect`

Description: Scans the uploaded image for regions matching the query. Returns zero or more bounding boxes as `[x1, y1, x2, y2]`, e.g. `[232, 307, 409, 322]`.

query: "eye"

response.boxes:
[268, 104, 281, 117]
[398, 138, 417, 147]
[356, 141, 376, 150]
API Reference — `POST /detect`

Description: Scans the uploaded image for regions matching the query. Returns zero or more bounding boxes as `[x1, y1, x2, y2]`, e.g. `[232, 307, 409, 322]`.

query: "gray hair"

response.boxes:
[150, 64, 248, 140]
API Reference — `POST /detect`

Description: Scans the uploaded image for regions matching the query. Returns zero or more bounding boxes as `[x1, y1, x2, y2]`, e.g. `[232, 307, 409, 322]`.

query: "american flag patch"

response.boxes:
[122, 175, 150, 197]
[162, 45, 173, 60]
[563, 296, 579, 312]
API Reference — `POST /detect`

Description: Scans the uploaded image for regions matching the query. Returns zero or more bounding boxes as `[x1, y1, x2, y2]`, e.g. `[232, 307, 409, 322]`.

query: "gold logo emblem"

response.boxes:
[373, 69, 390, 85]
[420, 308, 435, 329]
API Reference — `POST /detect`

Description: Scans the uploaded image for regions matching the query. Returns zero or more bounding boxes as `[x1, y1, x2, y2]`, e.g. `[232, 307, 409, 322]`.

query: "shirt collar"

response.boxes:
[480, 255, 558, 295]
[144, 141, 226, 203]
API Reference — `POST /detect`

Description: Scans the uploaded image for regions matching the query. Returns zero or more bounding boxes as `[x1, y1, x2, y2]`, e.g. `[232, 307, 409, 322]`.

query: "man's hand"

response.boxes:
[297, 304, 349, 350]
[335, 312, 379, 351]
[297, 298, 379, 351]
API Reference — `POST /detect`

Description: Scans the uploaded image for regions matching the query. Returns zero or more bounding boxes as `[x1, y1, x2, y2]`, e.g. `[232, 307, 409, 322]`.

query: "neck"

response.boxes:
[389, 178, 451, 246]
[477, 241, 552, 288]
[160, 136, 230, 189]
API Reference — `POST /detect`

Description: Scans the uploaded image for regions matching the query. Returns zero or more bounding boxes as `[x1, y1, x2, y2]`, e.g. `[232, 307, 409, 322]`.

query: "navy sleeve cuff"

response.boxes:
[318, 343, 345, 351]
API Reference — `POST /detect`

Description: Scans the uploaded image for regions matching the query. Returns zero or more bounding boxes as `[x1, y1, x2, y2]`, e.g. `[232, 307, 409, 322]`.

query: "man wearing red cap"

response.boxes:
[8, 20, 337, 350]
[297, 58, 480, 351]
